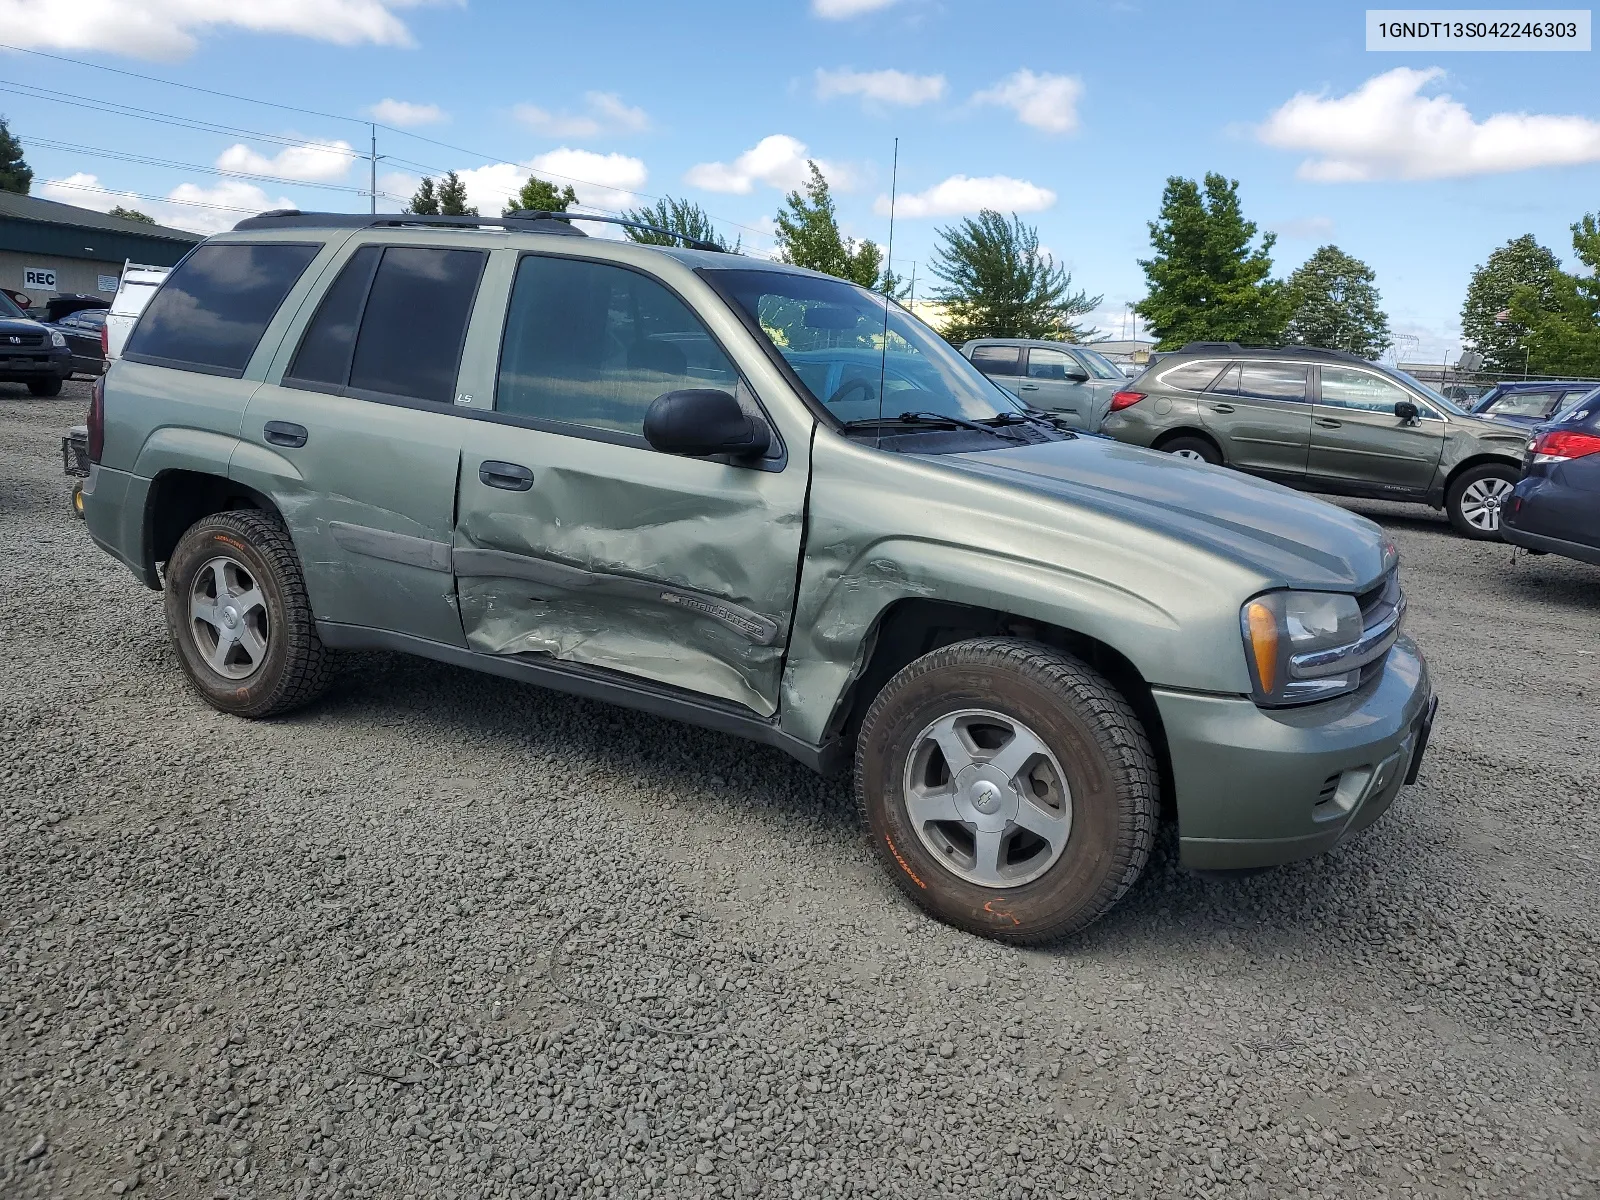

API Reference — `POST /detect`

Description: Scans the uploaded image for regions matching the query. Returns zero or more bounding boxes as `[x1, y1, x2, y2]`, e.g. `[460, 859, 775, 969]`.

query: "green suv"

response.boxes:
[1101, 343, 1529, 539]
[78, 213, 1435, 943]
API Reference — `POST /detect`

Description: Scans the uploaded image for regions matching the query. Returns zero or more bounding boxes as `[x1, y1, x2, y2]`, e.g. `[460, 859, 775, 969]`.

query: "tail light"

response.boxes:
[87, 374, 105, 463]
[100, 320, 109, 358]
[1531, 428, 1600, 463]
[1109, 390, 1145, 412]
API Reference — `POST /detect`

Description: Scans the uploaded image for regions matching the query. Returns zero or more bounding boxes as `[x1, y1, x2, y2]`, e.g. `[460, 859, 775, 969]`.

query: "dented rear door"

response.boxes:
[451, 251, 808, 716]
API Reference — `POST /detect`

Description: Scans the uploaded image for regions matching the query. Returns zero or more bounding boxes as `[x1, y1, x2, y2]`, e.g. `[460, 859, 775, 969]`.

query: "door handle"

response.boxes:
[263, 420, 307, 448]
[1017, 382, 1040, 391]
[479, 460, 534, 491]
[1209, 403, 1235, 414]
[1316, 418, 1343, 429]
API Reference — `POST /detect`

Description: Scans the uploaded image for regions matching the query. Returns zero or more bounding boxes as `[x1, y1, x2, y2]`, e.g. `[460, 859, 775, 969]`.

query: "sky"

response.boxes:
[2, 0, 1599, 359]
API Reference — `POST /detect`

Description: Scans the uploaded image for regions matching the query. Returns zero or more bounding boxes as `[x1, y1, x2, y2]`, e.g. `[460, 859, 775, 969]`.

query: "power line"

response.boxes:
[35, 177, 275, 215]
[19, 135, 376, 195]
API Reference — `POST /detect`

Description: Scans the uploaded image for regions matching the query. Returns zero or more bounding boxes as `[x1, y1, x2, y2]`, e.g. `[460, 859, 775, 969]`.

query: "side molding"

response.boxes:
[328, 521, 452, 573]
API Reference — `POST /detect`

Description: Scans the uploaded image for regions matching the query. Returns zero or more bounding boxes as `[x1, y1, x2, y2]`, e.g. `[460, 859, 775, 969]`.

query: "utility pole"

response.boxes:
[369, 123, 377, 214]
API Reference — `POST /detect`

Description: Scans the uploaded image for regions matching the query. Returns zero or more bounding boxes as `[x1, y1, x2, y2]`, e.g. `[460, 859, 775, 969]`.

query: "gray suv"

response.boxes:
[77, 212, 1434, 944]
[1101, 343, 1530, 539]
[961, 338, 1129, 432]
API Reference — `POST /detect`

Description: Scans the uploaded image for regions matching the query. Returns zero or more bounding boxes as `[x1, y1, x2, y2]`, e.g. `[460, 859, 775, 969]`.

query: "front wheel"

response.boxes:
[162, 509, 330, 718]
[855, 638, 1159, 944]
[1446, 463, 1519, 540]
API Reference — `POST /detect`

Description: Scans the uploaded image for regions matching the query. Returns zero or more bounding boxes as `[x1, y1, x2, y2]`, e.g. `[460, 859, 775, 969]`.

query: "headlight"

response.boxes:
[50, 330, 67, 348]
[1241, 590, 1368, 706]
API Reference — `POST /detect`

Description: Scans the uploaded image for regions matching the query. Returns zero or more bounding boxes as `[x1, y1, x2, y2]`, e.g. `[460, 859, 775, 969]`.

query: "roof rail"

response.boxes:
[231, 208, 726, 252]
[1176, 341, 1370, 363]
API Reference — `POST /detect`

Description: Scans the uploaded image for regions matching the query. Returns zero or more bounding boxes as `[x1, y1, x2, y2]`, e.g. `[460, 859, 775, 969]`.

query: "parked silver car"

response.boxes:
[961, 338, 1129, 432]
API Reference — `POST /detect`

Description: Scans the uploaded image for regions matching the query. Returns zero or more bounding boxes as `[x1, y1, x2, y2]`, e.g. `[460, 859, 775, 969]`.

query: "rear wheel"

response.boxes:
[28, 378, 62, 397]
[855, 638, 1159, 944]
[162, 509, 329, 717]
[1446, 463, 1519, 540]
[1160, 435, 1222, 465]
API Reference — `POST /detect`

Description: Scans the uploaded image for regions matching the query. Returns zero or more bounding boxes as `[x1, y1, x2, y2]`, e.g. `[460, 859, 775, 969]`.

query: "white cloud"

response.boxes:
[878, 174, 1056, 218]
[972, 69, 1083, 134]
[38, 172, 294, 235]
[815, 67, 945, 107]
[812, 0, 900, 17]
[215, 140, 356, 183]
[685, 135, 848, 195]
[514, 92, 650, 138]
[1269, 216, 1336, 240]
[1259, 67, 1600, 181]
[452, 149, 648, 214]
[0, 0, 422, 61]
[367, 98, 445, 127]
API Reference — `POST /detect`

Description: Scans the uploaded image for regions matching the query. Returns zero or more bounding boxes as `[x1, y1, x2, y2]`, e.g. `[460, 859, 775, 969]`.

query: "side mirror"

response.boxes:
[1394, 400, 1419, 425]
[1063, 367, 1090, 384]
[644, 389, 771, 460]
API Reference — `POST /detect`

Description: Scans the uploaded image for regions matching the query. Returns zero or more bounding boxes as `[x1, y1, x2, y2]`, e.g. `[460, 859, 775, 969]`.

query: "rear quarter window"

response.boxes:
[1157, 359, 1226, 392]
[124, 243, 320, 377]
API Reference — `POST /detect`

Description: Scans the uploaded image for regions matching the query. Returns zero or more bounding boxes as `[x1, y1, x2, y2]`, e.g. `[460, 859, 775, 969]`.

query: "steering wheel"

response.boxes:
[826, 377, 877, 406]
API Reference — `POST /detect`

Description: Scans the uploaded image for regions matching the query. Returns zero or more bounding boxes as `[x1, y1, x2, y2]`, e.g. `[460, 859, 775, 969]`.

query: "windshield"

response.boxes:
[1075, 346, 1125, 379]
[0, 292, 25, 319]
[1391, 368, 1471, 416]
[709, 268, 1020, 424]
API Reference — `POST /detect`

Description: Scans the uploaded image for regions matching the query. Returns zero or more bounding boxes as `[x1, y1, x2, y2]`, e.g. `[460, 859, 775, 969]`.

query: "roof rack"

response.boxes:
[231, 209, 726, 252]
[1176, 342, 1370, 363]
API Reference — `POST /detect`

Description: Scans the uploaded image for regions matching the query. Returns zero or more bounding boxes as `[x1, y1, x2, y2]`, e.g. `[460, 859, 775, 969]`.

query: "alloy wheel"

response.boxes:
[901, 708, 1072, 888]
[188, 555, 270, 680]
[1459, 476, 1514, 532]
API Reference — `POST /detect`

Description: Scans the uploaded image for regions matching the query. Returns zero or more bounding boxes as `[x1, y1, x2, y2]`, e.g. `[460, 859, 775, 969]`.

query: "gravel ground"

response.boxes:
[2, 379, 1597, 1200]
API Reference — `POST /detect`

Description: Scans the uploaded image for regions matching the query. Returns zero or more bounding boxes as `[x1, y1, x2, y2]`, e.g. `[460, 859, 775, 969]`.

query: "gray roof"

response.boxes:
[0, 190, 200, 243]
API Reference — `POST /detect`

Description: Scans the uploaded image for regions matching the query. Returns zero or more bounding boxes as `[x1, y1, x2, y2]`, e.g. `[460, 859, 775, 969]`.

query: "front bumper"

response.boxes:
[1154, 635, 1433, 870]
[0, 346, 72, 381]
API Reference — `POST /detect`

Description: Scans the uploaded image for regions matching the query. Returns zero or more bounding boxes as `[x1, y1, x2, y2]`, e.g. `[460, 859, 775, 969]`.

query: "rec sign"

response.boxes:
[23, 267, 57, 290]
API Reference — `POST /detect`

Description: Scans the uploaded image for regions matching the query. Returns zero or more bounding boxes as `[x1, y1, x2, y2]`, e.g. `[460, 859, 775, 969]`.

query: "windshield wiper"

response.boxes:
[838, 411, 1026, 442]
[985, 408, 1076, 438]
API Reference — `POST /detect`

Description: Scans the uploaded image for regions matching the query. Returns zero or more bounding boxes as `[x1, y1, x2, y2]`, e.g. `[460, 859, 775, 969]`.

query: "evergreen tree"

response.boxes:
[0, 115, 31, 194]
[406, 176, 440, 215]
[108, 205, 156, 224]
[1461, 234, 1563, 373]
[620, 197, 738, 251]
[774, 161, 886, 290]
[929, 209, 1099, 344]
[436, 171, 476, 216]
[1508, 215, 1600, 377]
[1283, 245, 1391, 358]
[504, 174, 576, 216]
[1135, 173, 1288, 348]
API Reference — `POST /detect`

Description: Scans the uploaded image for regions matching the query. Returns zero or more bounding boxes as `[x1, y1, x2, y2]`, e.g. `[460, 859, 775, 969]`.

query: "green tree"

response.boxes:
[504, 174, 577, 216]
[108, 205, 156, 224]
[0, 115, 31, 194]
[621, 197, 738, 251]
[406, 172, 477, 216]
[929, 209, 1099, 344]
[774, 161, 886, 289]
[1283, 245, 1391, 358]
[1508, 215, 1600, 377]
[1135, 173, 1288, 348]
[1462, 234, 1563, 374]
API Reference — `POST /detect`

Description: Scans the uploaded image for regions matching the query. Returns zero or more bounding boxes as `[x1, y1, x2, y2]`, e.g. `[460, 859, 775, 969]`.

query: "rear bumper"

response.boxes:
[80, 463, 158, 586]
[1503, 524, 1600, 567]
[1154, 635, 1433, 870]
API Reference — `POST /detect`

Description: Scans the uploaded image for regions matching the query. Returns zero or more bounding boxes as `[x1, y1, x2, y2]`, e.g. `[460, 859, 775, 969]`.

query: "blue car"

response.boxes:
[1472, 380, 1598, 426]
[1503, 396, 1600, 567]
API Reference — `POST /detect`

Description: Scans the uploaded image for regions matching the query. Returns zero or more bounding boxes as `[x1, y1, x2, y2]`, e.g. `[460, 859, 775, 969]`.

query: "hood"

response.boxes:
[0, 317, 47, 336]
[938, 436, 1393, 592]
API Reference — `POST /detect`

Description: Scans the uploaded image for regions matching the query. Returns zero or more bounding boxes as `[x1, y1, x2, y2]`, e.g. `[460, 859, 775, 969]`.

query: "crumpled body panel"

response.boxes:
[453, 424, 809, 717]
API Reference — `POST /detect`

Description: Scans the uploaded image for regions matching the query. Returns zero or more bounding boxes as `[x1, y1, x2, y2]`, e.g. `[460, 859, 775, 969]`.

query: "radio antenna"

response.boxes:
[875, 136, 899, 450]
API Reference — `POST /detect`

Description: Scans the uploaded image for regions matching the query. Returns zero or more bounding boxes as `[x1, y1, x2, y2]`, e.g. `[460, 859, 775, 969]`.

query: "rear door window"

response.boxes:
[348, 247, 486, 404]
[969, 345, 1022, 376]
[124, 242, 320, 376]
[286, 246, 383, 390]
[1234, 362, 1307, 402]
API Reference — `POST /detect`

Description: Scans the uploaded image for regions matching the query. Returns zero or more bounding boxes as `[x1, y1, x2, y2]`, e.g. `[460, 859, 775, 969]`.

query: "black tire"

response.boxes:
[1160, 434, 1222, 465]
[162, 509, 329, 718]
[1445, 462, 1520, 540]
[27, 378, 62, 397]
[855, 637, 1159, 945]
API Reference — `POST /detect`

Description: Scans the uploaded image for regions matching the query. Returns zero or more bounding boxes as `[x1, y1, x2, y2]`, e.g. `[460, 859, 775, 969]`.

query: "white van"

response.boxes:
[103, 262, 170, 360]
